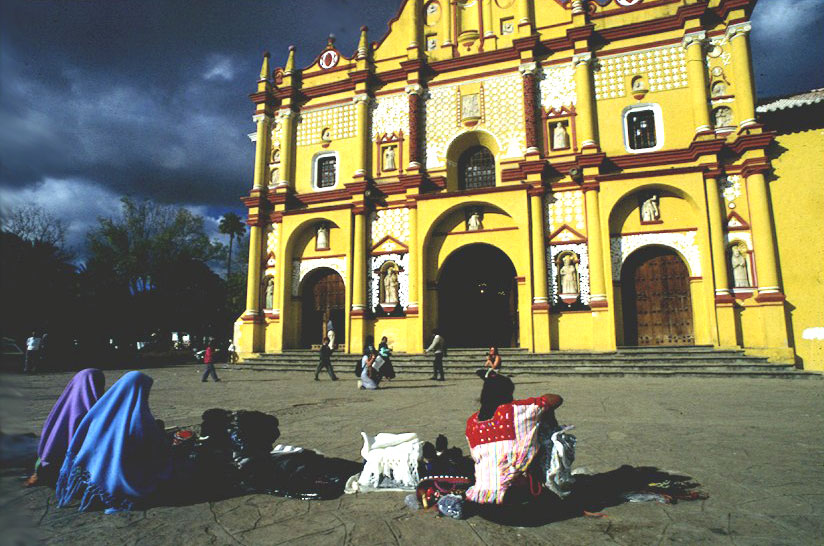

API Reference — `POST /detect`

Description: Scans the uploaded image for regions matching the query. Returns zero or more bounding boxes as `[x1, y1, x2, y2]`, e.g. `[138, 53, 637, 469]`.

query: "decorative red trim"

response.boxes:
[548, 224, 587, 243]
[375, 131, 405, 179]
[515, 276, 526, 283]
[295, 188, 350, 204]
[281, 203, 353, 216]
[755, 292, 786, 304]
[415, 183, 527, 201]
[589, 300, 609, 309]
[640, 219, 664, 226]
[611, 226, 698, 237]
[371, 234, 409, 252]
[300, 253, 348, 260]
[688, 276, 703, 281]
[433, 226, 518, 237]
[532, 302, 550, 311]
[715, 294, 736, 305]
[726, 211, 750, 231]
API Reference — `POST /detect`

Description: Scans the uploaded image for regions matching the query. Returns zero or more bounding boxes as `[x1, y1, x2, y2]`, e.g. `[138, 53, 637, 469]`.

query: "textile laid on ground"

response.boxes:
[55, 371, 172, 513]
[465, 396, 550, 504]
[37, 369, 105, 477]
[348, 432, 421, 492]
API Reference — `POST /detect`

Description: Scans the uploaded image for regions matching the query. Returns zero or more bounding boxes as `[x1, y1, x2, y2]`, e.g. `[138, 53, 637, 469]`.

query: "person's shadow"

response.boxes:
[473, 465, 702, 527]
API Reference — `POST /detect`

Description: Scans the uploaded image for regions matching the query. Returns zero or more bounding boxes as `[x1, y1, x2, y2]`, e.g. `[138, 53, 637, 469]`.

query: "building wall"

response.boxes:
[769, 126, 824, 370]
[234, 0, 816, 369]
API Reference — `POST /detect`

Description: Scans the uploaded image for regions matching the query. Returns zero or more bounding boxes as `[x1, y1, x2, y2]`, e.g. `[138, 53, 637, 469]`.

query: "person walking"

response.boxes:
[424, 328, 445, 381]
[25, 331, 42, 373]
[227, 339, 238, 364]
[315, 337, 338, 381]
[378, 336, 396, 380]
[201, 342, 220, 382]
[326, 318, 336, 350]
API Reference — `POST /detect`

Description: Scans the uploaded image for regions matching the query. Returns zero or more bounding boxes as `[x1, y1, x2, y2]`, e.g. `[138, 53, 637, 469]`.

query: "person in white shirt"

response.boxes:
[25, 331, 42, 373]
[424, 329, 445, 381]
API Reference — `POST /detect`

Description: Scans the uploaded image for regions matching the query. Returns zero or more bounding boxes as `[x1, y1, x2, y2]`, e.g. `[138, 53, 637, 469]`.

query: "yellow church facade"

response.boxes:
[234, 0, 824, 371]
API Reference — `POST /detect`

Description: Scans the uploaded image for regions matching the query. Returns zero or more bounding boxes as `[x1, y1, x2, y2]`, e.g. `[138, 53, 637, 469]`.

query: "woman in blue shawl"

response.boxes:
[56, 371, 172, 513]
[26, 369, 105, 486]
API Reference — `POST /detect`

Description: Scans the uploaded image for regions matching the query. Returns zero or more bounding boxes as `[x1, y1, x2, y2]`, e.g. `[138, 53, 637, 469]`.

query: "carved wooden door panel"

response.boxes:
[634, 254, 695, 346]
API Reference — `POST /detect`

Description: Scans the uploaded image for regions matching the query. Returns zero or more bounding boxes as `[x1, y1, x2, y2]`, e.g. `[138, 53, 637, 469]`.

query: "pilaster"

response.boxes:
[727, 22, 757, 128]
[573, 53, 598, 150]
[683, 30, 712, 134]
[529, 191, 551, 351]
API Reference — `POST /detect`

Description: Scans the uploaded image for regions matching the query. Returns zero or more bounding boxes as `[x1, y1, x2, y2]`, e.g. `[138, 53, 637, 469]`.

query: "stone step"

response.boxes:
[245, 354, 769, 364]
[229, 364, 819, 379]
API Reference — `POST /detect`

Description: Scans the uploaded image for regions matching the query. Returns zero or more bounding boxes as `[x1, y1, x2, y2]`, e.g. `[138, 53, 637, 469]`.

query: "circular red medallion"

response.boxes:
[319, 50, 339, 70]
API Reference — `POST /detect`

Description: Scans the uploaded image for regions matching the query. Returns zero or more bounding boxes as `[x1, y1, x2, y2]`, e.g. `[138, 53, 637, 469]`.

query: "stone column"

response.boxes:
[406, 204, 420, 313]
[518, 0, 532, 34]
[746, 171, 781, 296]
[727, 22, 756, 128]
[442, 0, 454, 47]
[276, 110, 295, 188]
[407, 0, 420, 53]
[252, 114, 271, 190]
[705, 176, 731, 296]
[584, 186, 607, 307]
[352, 210, 367, 313]
[483, 0, 494, 39]
[519, 62, 540, 155]
[529, 190, 551, 351]
[684, 31, 711, 134]
[245, 222, 264, 315]
[353, 94, 371, 178]
[574, 53, 598, 149]
[405, 84, 423, 169]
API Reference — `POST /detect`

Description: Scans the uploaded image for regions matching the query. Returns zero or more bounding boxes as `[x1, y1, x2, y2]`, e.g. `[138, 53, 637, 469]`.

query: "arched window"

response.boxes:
[458, 146, 495, 190]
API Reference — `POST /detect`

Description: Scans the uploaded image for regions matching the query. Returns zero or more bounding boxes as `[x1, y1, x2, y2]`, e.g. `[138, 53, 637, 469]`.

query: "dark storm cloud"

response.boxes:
[0, 0, 819, 255]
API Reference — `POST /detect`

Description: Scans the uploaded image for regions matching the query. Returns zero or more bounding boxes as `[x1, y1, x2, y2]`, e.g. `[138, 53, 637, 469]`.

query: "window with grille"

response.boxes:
[316, 155, 337, 189]
[458, 146, 495, 190]
[623, 105, 663, 152]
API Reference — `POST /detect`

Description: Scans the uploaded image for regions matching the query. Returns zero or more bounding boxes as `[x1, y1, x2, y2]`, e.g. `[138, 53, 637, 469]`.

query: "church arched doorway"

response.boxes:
[620, 246, 694, 346]
[437, 244, 518, 348]
[300, 267, 345, 348]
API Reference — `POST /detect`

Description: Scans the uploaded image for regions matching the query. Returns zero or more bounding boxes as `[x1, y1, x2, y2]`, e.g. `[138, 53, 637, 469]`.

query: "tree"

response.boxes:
[1, 204, 68, 249]
[218, 212, 246, 279]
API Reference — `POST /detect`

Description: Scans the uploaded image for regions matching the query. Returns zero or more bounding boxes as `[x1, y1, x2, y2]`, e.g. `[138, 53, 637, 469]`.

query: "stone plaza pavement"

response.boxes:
[1, 363, 822, 545]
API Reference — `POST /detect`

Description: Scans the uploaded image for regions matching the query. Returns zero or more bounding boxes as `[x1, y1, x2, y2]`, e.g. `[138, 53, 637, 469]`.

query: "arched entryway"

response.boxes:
[620, 246, 695, 346]
[300, 268, 345, 348]
[437, 244, 518, 348]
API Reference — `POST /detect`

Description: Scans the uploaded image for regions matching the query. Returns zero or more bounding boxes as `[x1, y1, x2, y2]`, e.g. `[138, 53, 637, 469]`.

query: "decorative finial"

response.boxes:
[284, 46, 296, 74]
[357, 26, 369, 60]
[327, 34, 336, 47]
[259, 51, 270, 80]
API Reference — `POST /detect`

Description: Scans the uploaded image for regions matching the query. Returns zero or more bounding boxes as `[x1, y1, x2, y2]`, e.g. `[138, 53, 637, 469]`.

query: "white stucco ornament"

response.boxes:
[610, 231, 701, 280]
[291, 257, 347, 297]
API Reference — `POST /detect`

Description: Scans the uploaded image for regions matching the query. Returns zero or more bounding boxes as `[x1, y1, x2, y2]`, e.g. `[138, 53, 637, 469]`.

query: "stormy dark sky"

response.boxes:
[0, 0, 821, 253]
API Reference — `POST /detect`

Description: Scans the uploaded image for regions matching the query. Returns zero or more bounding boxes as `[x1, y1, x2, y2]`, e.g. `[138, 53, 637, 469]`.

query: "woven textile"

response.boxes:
[465, 396, 549, 504]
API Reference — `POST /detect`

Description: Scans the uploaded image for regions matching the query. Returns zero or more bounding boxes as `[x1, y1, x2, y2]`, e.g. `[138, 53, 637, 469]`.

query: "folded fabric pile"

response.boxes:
[346, 432, 421, 493]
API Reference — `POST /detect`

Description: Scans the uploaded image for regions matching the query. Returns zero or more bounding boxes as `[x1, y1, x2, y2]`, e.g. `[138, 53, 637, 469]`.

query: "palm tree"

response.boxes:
[218, 213, 246, 278]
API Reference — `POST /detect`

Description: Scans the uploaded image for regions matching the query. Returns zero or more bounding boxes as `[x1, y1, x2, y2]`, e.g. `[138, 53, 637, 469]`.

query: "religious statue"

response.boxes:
[559, 254, 579, 295]
[641, 194, 660, 222]
[264, 277, 274, 309]
[321, 128, 332, 142]
[552, 122, 569, 150]
[383, 145, 396, 171]
[269, 166, 279, 187]
[711, 80, 726, 97]
[467, 210, 483, 231]
[272, 148, 280, 163]
[632, 76, 645, 92]
[383, 267, 400, 304]
[731, 245, 750, 288]
[316, 223, 330, 250]
[713, 107, 733, 128]
[461, 93, 480, 120]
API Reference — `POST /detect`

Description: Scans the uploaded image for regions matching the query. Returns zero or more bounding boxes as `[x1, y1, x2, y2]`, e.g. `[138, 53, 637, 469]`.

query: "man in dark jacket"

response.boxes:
[315, 337, 338, 381]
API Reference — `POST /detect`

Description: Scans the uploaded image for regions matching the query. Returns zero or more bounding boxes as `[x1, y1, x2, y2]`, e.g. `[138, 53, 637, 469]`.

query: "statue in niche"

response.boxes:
[552, 122, 569, 150]
[641, 194, 660, 222]
[461, 93, 480, 120]
[264, 277, 274, 309]
[559, 254, 580, 295]
[269, 166, 279, 187]
[383, 266, 400, 304]
[467, 209, 483, 231]
[321, 128, 332, 142]
[632, 76, 645, 91]
[714, 107, 733, 127]
[316, 223, 330, 250]
[711, 80, 727, 97]
[731, 245, 750, 288]
[383, 145, 396, 171]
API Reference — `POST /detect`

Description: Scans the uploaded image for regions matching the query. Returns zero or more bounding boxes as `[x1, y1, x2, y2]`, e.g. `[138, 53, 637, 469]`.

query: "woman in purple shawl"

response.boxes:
[26, 369, 105, 486]
[56, 371, 172, 513]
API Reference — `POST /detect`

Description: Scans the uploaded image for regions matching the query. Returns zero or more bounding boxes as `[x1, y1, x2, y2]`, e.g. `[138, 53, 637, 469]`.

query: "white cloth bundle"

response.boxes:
[357, 432, 421, 489]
